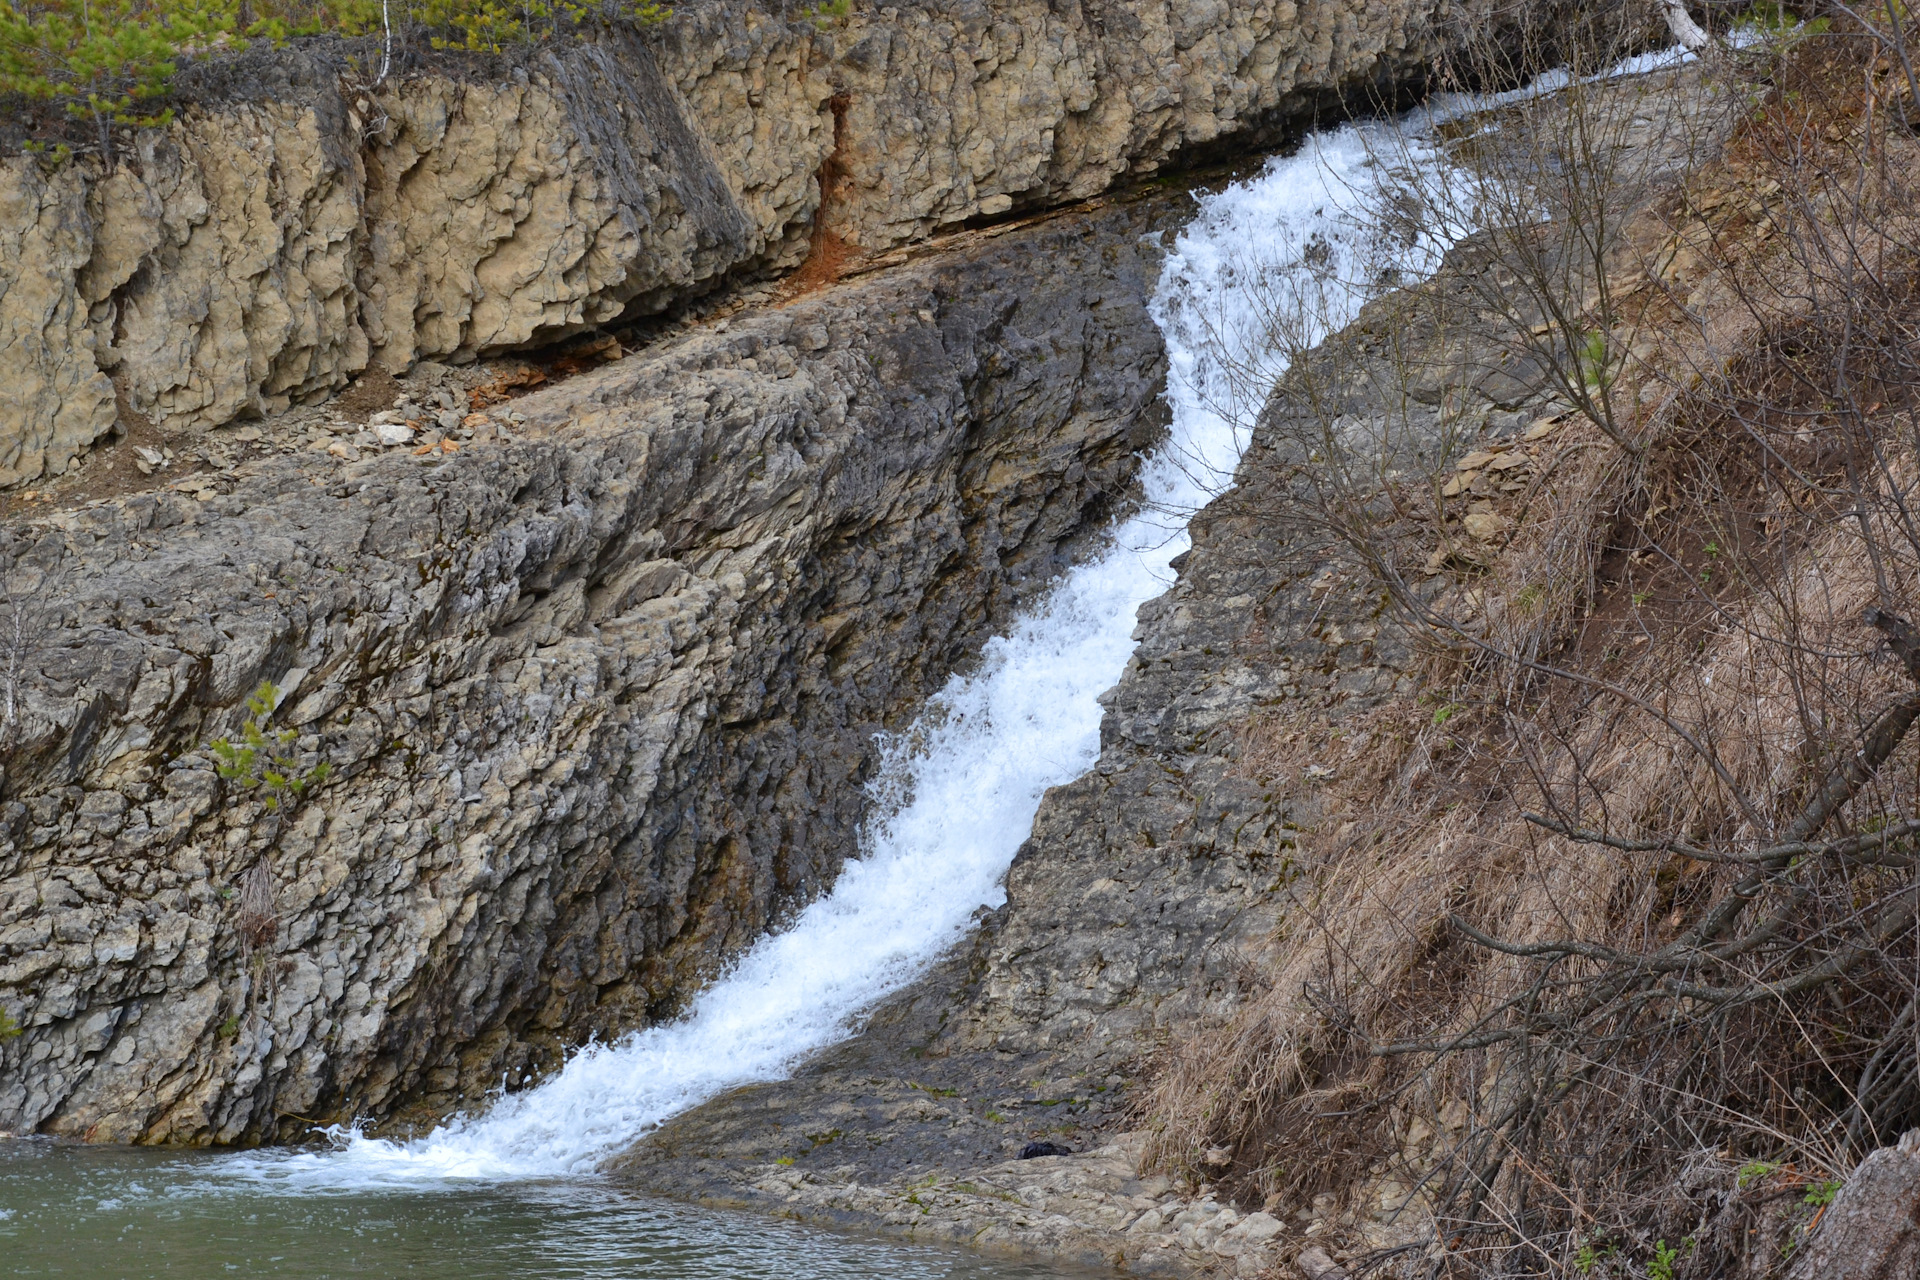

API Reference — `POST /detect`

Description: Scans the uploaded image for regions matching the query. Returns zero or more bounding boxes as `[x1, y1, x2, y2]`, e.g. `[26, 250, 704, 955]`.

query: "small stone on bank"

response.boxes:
[1296, 1246, 1349, 1279]
[1462, 511, 1510, 542]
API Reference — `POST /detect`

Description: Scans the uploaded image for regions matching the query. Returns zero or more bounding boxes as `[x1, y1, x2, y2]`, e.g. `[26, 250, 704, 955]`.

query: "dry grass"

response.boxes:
[1144, 20, 1920, 1276]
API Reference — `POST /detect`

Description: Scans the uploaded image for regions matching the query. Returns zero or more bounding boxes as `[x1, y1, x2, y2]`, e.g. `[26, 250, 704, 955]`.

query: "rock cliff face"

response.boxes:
[0, 193, 1174, 1143]
[0, 35, 825, 487]
[0, 0, 1481, 486]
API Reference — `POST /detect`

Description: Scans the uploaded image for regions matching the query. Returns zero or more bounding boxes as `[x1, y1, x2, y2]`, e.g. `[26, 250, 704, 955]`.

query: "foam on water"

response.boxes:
[213, 57, 1675, 1191]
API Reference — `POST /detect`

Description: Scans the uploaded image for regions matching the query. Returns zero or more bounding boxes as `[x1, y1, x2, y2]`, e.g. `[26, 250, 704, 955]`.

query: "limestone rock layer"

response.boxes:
[0, 0, 1468, 484]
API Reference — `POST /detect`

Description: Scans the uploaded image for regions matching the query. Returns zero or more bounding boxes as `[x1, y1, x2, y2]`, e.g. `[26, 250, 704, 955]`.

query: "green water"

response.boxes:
[0, 1142, 1075, 1280]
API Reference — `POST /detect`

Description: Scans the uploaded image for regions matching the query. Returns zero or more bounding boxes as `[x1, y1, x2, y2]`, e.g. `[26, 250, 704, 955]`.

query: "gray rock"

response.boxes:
[1785, 1131, 1920, 1280]
[0, 189, 1179, 1144]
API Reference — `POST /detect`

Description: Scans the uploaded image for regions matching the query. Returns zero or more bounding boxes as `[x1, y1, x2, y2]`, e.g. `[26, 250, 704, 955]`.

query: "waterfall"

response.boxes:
[217, 55, 1684, 1191]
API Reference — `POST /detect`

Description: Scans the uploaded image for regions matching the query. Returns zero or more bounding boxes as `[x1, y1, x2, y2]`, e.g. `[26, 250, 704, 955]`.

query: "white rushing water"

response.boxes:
[222, 67, 1653, 1190]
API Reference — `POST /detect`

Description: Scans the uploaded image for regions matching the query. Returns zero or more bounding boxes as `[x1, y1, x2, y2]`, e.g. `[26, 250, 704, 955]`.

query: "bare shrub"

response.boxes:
[236, 857, 279, 954]
[1145, 10, 1920, 1277]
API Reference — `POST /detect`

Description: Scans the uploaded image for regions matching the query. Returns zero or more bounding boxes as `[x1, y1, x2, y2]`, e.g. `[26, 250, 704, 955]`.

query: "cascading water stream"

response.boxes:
[238, 127, 1443, 1192]
[211, 52, 1688, 1193]
[241, 111, 1463, 1195]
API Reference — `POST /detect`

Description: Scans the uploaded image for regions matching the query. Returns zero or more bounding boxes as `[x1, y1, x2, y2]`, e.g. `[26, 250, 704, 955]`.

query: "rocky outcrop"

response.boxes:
[1, 34, 827, 488]
[1785, 1131, 1920, 1280]
[673, 0, 1454, 248]
[1, 0, 1500, 485]
[0, 190, 1175, 1144]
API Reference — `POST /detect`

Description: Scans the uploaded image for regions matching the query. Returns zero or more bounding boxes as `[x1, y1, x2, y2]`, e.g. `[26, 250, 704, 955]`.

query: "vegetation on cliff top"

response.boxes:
[0, 0, 670, 160]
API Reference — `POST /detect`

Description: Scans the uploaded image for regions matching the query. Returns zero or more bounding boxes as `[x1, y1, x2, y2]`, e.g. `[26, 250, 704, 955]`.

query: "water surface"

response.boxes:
[0, 1142, 1070, 1279]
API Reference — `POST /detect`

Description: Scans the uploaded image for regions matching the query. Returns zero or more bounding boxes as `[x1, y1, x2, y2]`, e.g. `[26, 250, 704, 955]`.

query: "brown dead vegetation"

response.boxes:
[1146, 12, 1920, 1277]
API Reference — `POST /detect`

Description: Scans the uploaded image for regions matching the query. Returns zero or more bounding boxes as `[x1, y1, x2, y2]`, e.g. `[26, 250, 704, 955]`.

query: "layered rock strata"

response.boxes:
[0, 192, 1174, 1144]
[3, 0, 1489, 485]
[0, 34, 827, 487]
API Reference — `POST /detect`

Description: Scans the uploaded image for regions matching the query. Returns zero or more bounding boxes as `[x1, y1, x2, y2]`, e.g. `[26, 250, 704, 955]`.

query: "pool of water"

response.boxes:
[0, 1142, 1071, 1280]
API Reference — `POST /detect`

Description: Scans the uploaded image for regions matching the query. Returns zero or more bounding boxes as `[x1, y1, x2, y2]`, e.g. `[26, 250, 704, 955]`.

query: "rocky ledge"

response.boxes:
[3, 0, 1491, 488]
[0, 188, 1179, 1144]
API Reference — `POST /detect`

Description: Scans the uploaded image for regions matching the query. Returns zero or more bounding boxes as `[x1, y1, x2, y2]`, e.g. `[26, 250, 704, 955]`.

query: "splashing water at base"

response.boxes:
[217, 107, 1487, 1198]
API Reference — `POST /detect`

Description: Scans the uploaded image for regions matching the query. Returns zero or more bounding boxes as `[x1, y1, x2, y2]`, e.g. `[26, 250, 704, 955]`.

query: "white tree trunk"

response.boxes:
[1664, 0, 1714, 51]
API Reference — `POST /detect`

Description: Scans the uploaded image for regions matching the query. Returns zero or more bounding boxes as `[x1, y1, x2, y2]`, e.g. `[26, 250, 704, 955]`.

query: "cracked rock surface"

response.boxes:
[0, 190, 1178, 1144]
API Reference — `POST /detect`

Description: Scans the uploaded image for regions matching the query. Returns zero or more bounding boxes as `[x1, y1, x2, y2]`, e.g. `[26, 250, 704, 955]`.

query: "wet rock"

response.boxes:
[0, 190, 1179, 1144]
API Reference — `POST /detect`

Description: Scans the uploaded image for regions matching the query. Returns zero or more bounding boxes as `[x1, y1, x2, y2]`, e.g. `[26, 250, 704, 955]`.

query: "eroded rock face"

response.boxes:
[0, 194, 1172, 1143]
[0, 163, 116, 493]
[100, 99, 371, 442]
[1, 0, 1499, 484]
[93, 39, 819, 446]
[800, 0, 1440, 246]
[1, 35, 825, 485]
